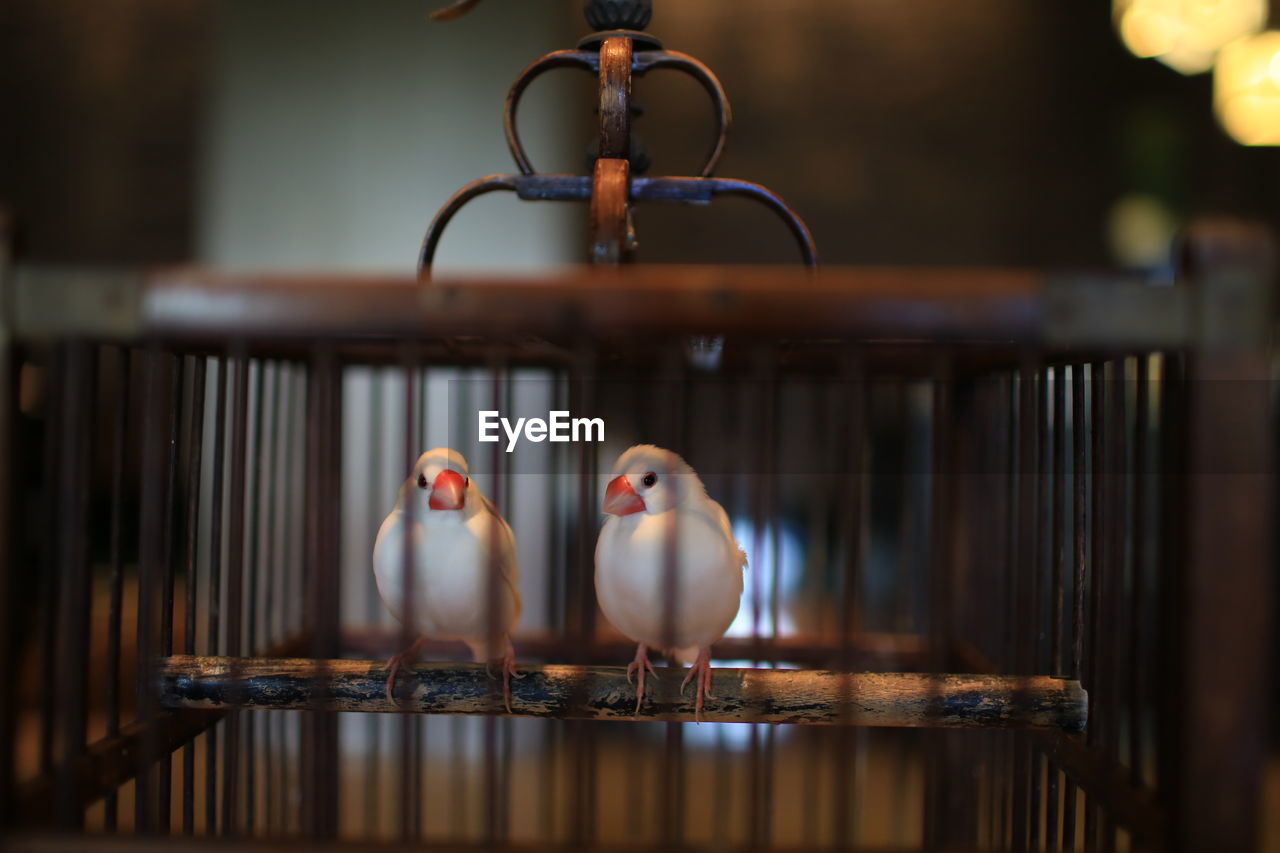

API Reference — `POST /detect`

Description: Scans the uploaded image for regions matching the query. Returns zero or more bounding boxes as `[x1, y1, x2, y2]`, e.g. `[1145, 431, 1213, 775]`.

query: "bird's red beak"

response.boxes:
[429, 469, 466, 510]
[603, 475, 645, 516]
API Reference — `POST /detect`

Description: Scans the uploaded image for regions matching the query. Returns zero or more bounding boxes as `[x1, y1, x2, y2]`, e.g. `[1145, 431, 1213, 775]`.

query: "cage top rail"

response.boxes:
[8, 263, 1270, 351]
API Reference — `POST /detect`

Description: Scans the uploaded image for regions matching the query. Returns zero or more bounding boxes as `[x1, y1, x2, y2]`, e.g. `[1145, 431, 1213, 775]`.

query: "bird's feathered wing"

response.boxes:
[477, 491, 522, 624]
[671, 492, 745, 665]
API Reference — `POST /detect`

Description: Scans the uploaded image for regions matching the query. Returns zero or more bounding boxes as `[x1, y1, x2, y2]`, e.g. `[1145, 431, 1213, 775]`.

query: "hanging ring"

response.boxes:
[504, 47, 731, 178]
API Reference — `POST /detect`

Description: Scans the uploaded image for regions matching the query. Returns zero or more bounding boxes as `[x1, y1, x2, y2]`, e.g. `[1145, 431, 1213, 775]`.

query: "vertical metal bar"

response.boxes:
[279, 364, 303, 832]
[495, 369, 512, 845]
[303, 349, 342, 839]
[1071, 364, 1087, 683]
[205, 356, 229, 835]
[38, 352, 60, 780]
[1103, 361, 1126, 852]
[543, 366, 566, 848]
[833, 355, 865, 849]
[244, 361, 268, 835]
[265, 363, 287, 835]
[182, 357, 207, 834]
[398, 355, 418, 843]
[1031, 368, 1049, 851]
[746, 347, 777, 848]
[796, 375, 826, 853]
[159, 355, 184, 659]
[363, 368, 384, 839]
[156, 353, 183, 833]
[52, 342, 94, 829]
[1047, 365, 1066, 852]
[302, 355, 320, 840]
[136, 348, 174, 833]
[221, 351, 249, 836]
[665, 671, 686, 845]
[1155, 353, 1184, 816]
[0, 210, 13, 832]
[764, 375, 780, 853]
[568, 346, 598, 847]
[1083, 362, 1105, 846]
[1129, 358, 1149, 791]
[103, 348, 132, 832]
[1062, 362, 1087, 852]
[658, 347, 686, 848]
[1011, 363, 1036, 853]
[978, 380, 999, 852]
[998, 372, 1018, 853]
[484, 361, 503, 846]
[928, 359, 977, 849]
[1173, 340, 1273, 848]
[1052, 365, 1066, 676]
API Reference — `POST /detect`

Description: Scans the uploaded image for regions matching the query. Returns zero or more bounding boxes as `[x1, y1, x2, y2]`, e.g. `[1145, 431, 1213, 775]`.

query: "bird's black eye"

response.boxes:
[464, 477, 470, 487]
[642, 472, 657, 488]
[417, 473, 428, 489]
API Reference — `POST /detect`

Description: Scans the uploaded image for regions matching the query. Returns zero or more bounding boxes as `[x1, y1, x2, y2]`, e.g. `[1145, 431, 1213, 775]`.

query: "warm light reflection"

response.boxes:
[1215, 31, 1280, 144]
[1114, 0, 1266, 74]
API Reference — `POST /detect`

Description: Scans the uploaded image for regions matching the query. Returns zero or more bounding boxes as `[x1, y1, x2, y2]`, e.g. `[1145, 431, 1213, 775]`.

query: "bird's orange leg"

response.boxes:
[385, 636, 431, 702]
[626, 643, 659, 715]
[679, 647, 714, 723]
[495, 639, 522, 714]
[480, 636, 523, 713]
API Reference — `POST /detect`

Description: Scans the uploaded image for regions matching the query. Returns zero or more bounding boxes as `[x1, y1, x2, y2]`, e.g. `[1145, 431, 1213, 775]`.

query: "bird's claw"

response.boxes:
[680, 649, 714, 723]
[625, 656, 658, 686]
[384, 654, 405, 703]
[495, 651, 519, 714]
[628, 645, 659, 716]
[384, 637, 430, 705]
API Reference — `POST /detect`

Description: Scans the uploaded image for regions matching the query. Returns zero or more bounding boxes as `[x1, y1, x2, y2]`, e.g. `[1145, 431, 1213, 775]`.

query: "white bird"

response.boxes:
[594, 445, 746, 719]
[373, 448, 521, 711]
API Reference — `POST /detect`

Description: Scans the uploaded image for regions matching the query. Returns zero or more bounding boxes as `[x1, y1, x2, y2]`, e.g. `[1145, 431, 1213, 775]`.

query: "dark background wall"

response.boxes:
[0, 0, 212, 263]
[1, 0, 1278, 268]
[625, 1, 1280, 266]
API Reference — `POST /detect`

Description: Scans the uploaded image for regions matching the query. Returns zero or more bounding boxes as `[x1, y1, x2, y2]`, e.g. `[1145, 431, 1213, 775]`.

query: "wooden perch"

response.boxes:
[157, 656, 1087, 731]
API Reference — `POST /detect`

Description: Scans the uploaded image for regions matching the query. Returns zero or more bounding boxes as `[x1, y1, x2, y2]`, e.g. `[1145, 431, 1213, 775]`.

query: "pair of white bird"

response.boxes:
[372, 444, 746, 718]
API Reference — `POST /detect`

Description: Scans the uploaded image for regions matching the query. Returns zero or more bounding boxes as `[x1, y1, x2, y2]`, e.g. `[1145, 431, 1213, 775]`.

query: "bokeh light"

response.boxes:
[1114, 0, 1266, 74]
[1214, 31, 1280, 145]
[1106, 193, 1178, 268]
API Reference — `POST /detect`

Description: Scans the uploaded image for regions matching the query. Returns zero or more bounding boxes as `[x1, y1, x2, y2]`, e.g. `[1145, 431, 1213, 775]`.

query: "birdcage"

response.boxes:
[3, 223, 1276, 852]
[2, 2, 1277, 851]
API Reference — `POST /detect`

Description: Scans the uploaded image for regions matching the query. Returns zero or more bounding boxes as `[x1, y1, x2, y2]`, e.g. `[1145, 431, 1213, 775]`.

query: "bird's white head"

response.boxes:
[407, 447, 473, 513]
[602, 444, 704, 516]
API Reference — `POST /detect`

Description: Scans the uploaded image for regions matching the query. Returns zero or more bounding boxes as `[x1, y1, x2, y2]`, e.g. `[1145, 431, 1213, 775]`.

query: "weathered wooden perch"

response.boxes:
[157, 656, 1086, 731]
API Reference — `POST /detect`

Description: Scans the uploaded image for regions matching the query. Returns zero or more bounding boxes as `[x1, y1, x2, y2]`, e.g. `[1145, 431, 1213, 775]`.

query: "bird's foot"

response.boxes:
[500, 648, 519, 714]
[384, 636, 431, 702]
[625, 644, 659, 716]
[484, 641, 520, 714]
[679, 647, 714, 723]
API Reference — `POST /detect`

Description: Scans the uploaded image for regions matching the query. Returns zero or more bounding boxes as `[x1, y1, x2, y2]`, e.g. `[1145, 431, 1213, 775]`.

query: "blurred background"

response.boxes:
[3, 0, 1279, 273]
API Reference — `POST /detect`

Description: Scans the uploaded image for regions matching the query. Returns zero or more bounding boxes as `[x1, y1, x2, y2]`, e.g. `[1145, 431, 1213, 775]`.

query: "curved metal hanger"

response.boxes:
[418, 2, 817, 277]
